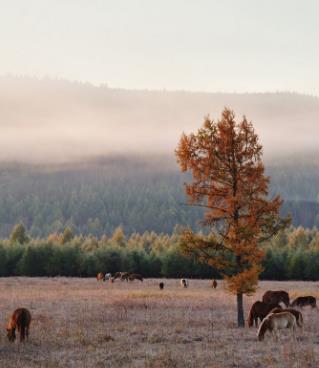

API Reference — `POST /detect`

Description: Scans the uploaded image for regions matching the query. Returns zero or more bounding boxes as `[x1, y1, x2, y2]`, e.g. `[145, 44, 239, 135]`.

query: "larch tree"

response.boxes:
[175, 108, 288, 327]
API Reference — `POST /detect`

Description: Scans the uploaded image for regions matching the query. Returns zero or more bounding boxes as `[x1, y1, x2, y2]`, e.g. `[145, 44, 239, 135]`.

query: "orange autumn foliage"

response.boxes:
[176, 108, 288, 296]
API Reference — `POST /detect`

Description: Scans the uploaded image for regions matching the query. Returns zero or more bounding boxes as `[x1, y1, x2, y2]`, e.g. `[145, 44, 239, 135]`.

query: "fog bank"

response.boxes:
[1, 76, 318, 162]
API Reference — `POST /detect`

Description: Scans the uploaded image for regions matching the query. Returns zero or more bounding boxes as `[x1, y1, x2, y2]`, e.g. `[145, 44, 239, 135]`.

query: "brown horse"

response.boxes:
[128, 273, 143, 282]
[96, 272, 105, 282]
[248, 301, 281, 327]
[7, 308, 32, 342]
[262, 290, 289, 307]
[113, 272, 130, 281]
[257, 311, 296, 341]
[270, 307, 303, 328]
[113, 272, 122, 279]
[212, 279, 218, 289]
[159, 282, 164, 290]
[291, 296, 317, 309]
[121, 272, 132, 281]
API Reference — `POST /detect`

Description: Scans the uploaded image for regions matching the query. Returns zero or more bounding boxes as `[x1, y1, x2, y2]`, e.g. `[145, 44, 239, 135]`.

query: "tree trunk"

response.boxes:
[237, 293, 245, 327]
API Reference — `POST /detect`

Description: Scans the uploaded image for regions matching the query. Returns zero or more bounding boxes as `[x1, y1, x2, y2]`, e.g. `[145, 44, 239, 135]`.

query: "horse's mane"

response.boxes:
[257, 317, 271, 340]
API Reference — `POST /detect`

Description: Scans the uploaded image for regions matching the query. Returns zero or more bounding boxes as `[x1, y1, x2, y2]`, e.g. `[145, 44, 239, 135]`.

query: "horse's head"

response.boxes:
[6, 327, 16, 342]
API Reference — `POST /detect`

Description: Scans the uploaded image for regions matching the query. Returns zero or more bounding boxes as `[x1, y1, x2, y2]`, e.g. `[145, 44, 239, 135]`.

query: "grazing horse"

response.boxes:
[128, 273, 143, 282]
[7, 308, 32, 342]
[270, 307, 303, 328]
[291, 296, 317, 309]
[257, 311, 296, 341]
[113, 272, 122, 280]
[114, 272, 130, 281]
[180, 278, 189, 288]
[248, 301, 281, 327]
[212, 279, 218, 289]
[121, 272, 131, 281]
[262, 290, 289, 307]
[96, 272, 105, 282]
[159, 282, 164, 290]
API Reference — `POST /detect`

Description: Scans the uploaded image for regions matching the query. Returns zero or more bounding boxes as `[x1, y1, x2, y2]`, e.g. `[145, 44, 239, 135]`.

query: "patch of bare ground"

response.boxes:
[0, 278, 319, 367]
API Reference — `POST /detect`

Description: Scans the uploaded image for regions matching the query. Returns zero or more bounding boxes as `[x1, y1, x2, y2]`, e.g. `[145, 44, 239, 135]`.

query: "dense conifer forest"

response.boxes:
[0, 223, 318, 280]
[0, 154, 317, 237]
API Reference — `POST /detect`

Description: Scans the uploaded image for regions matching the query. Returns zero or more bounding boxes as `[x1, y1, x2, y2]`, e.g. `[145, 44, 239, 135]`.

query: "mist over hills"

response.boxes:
[1, 76, 319, 162]
[0, 76, 319, 236]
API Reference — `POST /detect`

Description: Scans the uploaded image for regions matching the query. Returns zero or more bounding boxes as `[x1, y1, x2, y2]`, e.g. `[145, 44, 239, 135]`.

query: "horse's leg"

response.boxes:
[20, 325, 25, 342]
[26, 326, 29, 339]
[276, 330, 280, 341]
[272, 329, 277, 341]
[299, 316, 304, 336]
[292, 325, 296, 342]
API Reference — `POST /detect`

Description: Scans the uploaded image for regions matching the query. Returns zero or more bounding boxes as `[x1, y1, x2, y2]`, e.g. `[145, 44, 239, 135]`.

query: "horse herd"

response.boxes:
[96, 272, 143, 282]
[96, 272, 218, 290]
[248, 290, 317, 341]
[4, 280, 316, 344]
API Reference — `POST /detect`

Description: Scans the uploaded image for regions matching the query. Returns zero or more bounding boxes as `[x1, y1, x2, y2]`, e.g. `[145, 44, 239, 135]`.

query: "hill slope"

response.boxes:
[0, 155, 317, 237]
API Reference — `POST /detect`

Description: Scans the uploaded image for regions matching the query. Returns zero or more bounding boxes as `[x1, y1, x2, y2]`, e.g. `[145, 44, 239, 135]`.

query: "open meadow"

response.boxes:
[1, 278, 319, 368]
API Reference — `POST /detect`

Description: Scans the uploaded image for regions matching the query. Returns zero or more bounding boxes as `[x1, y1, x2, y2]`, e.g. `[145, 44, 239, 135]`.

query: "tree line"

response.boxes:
[0, 156, 317, 238]
[0, 223, 318, 280]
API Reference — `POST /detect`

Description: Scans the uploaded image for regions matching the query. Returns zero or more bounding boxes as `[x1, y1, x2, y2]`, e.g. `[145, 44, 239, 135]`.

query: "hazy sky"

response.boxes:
[1, 0, 319, 94]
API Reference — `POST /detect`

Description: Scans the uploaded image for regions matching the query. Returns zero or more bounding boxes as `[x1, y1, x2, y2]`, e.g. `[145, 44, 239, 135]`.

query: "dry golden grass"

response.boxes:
[0, 278, 319, 367]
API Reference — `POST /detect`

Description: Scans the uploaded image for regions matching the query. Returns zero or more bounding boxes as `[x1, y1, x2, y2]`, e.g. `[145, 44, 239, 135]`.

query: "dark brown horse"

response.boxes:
[212, 279, 218, 289]
[7, 308, 32, 342]
[159, 282, 164, 290]
[270, 307, 303, 328]
[248, 301, 281, 327]
[128, 273, 143, 282]
[121, 272, 132, 281]
[262, 290, 289, 307]
[113, 272, 131, 281]
[113, 272, 124, 280]
[291, 296, 317, 309]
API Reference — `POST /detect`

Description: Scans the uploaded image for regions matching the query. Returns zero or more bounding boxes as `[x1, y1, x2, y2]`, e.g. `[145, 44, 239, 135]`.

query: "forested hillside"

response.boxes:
[0, 154, 318, 237]
[1, 77, 319, 236]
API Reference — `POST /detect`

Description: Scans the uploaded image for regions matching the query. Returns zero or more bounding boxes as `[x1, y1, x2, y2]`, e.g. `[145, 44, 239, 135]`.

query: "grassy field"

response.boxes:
[0, 278, 319, 368]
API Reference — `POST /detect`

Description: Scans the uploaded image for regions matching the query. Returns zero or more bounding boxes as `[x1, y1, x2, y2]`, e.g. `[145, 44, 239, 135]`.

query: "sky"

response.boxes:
[0, 0, 319, 94]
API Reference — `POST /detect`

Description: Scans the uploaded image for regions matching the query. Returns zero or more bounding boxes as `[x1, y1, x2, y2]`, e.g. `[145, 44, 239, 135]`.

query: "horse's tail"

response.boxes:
[248, 306, 254, 327]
